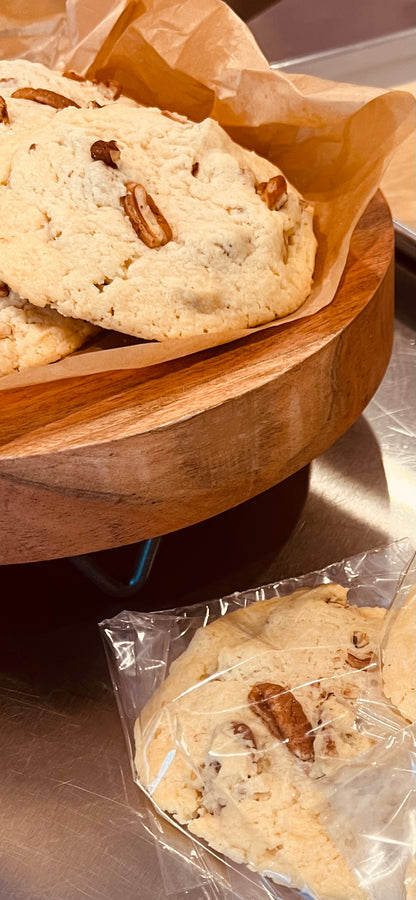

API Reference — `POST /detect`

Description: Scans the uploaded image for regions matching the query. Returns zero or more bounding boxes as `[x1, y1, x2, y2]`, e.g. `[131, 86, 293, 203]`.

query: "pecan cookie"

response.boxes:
[0, 102, 316, 340]
[135, 585, 389, 900]
[0, 287, 97, 376]
[0, 59, 137, 183]
[0, 58, 134, 118]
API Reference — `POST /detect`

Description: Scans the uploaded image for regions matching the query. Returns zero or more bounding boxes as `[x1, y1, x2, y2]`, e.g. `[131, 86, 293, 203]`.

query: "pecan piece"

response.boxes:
[325, 595, 348, 606]
[161, 109, 189, 124]
[90, 139, 120, 169]
[103, 79, 122, 100]
[352, 631, 369, 649]
[121, 182, 172, 249]
[0, 95, 9, 124]
[248, 682, 314, 762]
[322, 734, 338, 756]
[93, 78, 122, 100]
[94, 277, 113, 292]
[256, 175, 288, 210]
[10, 87, 80, 109]
[0, 280, 10, 297]
[231, 721, 257, 749]
[346, 652, 373, 669]
[63, 71, 85, 83]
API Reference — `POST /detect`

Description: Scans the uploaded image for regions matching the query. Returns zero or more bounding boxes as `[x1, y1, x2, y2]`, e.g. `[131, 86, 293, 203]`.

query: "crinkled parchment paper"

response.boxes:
[0, 0, 414, 390]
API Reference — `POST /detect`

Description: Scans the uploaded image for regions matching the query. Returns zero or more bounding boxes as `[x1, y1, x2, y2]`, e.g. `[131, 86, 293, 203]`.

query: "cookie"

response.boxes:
[135, 584, 387, 900]
[0, 59, 137, 183]
[382, 585, 415, 722]
[406, 857, 415, 900]
[0, 287, 96, 376]
[0, 58, 135, 116]
[0, 102, 317, 340]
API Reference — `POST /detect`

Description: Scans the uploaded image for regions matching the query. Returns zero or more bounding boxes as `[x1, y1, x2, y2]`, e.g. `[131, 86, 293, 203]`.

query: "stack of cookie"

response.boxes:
[0, 61, 135, 376]
[0, 60, 316, 376]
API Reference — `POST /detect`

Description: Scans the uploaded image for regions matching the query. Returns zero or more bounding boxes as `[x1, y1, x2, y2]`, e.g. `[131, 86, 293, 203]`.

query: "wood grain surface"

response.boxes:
[0, 191, 394, 565]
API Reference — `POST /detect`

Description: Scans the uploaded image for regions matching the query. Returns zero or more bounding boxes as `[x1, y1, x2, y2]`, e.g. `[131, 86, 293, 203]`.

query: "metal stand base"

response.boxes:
[69, 537, 161, 598]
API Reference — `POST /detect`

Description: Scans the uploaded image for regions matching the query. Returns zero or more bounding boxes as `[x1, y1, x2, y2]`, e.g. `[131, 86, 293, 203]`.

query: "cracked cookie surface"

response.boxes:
[0, 102, 316, 340]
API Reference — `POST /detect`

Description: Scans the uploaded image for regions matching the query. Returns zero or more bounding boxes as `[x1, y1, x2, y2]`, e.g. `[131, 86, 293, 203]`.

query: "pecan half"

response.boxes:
[121, 182, 172, 249]
[10, 87, 80, 109]
[0, 95, 9, 124]
[256, 175, 288, 210]
[346, 652, 373, 669]
[231, 721, 257, 749]
[90, 139, 120, 169]
[0, 280, 10, 297]
[248, 683, 314, 762]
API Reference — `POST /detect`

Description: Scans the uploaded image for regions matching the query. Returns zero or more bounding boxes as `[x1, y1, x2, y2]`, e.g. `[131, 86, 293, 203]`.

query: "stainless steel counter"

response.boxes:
[249, 0, 414, 70]
[2, 30, 415, 900]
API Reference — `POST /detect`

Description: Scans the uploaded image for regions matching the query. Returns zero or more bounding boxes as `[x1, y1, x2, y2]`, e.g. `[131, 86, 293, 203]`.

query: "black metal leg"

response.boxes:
[69, 537, 161, 598]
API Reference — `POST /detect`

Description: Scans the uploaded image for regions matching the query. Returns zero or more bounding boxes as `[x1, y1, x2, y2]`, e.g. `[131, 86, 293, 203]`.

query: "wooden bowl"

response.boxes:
[0, 191, 394, 565]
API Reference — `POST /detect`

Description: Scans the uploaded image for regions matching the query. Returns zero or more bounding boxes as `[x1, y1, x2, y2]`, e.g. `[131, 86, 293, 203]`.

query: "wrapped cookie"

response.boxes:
[101, 541, 416, 900]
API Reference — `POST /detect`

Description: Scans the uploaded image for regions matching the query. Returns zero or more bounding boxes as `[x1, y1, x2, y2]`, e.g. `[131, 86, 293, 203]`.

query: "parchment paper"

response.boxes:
[0, 0, 414, 391]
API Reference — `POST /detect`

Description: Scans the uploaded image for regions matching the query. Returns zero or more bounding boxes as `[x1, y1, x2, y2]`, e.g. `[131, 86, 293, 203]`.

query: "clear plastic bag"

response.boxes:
[100, 540, 415, 900]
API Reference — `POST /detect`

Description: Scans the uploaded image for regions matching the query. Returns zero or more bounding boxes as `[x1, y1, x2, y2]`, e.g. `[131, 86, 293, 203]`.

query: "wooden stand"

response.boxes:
[0, 192, 394, 565]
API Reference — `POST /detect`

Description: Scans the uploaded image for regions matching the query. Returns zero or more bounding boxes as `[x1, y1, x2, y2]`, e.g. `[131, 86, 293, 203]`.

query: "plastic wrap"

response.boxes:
[100, 540, 416, 900]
